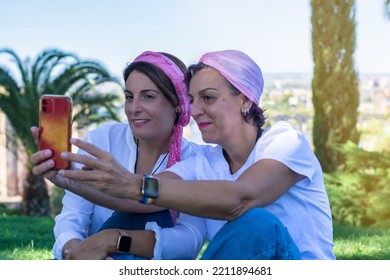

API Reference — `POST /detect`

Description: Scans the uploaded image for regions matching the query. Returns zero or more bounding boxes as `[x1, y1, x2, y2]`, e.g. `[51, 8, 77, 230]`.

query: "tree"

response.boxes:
[385, 0, 390, 19]
[311, 0, 360, 172]
[0, 48, 123, 216]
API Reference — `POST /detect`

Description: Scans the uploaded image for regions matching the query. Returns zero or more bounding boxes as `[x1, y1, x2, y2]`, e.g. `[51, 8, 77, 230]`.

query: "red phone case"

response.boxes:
[39, 95, 72, 169]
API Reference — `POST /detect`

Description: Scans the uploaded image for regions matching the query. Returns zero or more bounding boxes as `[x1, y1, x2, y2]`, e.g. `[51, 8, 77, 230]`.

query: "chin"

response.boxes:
[201, 135, 219, 145]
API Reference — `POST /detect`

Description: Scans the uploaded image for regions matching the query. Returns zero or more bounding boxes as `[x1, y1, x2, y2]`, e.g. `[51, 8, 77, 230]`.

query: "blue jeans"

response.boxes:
[201, 208, 301, 260]
[99, 209, 174, 231]
[102, 208, 301, 260]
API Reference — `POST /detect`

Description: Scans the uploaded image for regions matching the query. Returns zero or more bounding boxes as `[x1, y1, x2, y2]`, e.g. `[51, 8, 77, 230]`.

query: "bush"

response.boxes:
[50, 187, 65, 217]
[325, 142, 390, 228]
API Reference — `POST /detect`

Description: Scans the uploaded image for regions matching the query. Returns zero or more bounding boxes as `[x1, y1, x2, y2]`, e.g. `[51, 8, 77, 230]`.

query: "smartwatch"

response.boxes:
[141, 174, 160, 199]
[116, 230, 132, 254]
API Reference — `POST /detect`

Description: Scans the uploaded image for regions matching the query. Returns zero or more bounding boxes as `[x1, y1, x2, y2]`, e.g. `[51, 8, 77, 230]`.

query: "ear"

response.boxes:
[240, 93, 252, 112]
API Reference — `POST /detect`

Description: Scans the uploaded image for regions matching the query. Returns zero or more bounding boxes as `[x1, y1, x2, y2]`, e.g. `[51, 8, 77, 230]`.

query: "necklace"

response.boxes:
[134, 139, 169, 175]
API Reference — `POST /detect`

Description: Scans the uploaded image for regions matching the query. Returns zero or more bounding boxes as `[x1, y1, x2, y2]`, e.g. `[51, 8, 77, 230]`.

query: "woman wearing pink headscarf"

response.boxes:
[40, 50, 335, 260]
[30, 51, 203, 260]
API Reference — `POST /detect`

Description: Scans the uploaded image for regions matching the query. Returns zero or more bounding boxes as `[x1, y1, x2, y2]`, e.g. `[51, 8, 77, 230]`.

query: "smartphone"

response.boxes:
[39, 95, 73, 169]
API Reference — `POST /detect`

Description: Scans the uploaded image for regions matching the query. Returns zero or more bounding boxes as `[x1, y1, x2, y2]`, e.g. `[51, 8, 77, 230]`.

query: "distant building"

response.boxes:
[0, 111, 26, 204]
[373, 89, 390, 114]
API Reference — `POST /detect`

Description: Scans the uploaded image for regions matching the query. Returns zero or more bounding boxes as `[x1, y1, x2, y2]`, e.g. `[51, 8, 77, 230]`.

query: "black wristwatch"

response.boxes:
[116, 230, 132, 253]
[141, 174, 160, 199]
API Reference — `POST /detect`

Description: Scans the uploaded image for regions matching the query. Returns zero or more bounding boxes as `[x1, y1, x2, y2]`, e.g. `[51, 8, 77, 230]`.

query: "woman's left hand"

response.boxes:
[65, 230, 117, 260]
[59, 138, 141, 200]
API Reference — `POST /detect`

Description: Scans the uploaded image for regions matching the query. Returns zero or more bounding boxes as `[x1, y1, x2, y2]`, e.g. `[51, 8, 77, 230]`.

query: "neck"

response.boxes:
[134, 137, 170, 174]
[223, 125, 259, 174]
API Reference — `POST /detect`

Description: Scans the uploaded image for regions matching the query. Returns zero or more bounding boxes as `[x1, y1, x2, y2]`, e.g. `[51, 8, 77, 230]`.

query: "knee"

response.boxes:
[230, 208, 284, 230]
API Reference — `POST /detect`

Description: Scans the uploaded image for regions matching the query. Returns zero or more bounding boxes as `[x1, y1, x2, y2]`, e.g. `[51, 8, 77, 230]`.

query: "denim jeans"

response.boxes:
[102, 208, 301, 260]
[200, 208, 301, 260]
[99, 209, 174, 231]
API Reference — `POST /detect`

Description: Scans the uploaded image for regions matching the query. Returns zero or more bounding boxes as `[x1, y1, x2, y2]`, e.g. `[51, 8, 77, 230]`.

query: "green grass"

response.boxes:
[0, 213, 389, 260]
[332, 223, 390, 260]
[0, 215, 55, 260]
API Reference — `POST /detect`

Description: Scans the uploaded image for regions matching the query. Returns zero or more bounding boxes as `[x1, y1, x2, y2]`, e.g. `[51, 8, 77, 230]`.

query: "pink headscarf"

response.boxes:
[133, 51, 190, 168]
[199, 50, 264, 105]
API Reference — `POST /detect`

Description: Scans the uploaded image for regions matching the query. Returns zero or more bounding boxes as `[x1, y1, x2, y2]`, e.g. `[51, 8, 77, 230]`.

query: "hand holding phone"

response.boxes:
[39, 95, 72, 169]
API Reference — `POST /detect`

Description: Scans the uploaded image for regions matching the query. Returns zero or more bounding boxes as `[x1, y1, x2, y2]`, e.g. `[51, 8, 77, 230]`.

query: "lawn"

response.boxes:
[0, 214, 389, 260]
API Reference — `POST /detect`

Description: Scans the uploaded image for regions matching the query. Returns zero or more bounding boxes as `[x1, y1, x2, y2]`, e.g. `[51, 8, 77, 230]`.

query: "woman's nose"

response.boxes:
[190, 100, 201, 118]
[129, 97, 142, 113]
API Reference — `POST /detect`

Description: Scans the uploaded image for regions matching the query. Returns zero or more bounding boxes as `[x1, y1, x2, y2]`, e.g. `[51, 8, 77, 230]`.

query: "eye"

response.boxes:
[188, 95, 194, 104]
[125, 93, 133, 101]
[203, 95, 215, 103]
[143, 94, 155, 100]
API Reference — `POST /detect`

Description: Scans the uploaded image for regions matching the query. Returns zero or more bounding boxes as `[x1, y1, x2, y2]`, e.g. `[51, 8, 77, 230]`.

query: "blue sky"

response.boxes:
[1, 0, 389, 80]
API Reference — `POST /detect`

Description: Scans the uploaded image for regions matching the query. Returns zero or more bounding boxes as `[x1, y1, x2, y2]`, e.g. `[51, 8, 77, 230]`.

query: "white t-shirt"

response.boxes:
[52, 122, 201, 259]
[150, 121, 335, 260]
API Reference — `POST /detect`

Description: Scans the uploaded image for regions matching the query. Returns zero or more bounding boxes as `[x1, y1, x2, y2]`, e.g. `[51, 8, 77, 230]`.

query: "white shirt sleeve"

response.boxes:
[256, 121, 317, 181]
[52, 128, 113, 259]
[145, 213, 207, 259]
[52, 190, 96, 259]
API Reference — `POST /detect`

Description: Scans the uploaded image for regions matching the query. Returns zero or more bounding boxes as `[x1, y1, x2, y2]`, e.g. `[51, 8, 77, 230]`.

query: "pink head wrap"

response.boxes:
[199, 50, 264, 105]
[133, 51, 190, 168]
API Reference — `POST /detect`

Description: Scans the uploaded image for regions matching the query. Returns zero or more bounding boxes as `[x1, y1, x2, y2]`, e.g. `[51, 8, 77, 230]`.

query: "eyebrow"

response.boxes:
[199, 87, 218, 95]
[124, 89, 160, 95]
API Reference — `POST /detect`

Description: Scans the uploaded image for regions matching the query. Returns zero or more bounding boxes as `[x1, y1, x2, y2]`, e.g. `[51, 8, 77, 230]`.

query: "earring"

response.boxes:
[241, 107, 250, 116]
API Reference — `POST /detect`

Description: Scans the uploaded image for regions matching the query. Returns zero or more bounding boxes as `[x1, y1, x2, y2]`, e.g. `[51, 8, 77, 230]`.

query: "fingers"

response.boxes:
[30, 149, 52, 165]
[30, 126, 40, 145]
[60, 151, 102, 171]
[30, 150, 56, 176]
[62, 138, 115, 171]
[58, 168, 100, 182]
[70, 138, 111, 160]
[32, 160, 55, 176]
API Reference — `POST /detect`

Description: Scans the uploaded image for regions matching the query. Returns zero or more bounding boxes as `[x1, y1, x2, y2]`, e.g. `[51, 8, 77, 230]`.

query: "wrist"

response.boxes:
[128, 173, 144, 200]
[139, 174, 160, 205]
[101, 229, 122, 254]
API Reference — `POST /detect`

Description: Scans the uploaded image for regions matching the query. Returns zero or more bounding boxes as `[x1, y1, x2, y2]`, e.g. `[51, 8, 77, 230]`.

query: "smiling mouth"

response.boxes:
[198, 122, 211, 129]
[132, 119, 150, 125]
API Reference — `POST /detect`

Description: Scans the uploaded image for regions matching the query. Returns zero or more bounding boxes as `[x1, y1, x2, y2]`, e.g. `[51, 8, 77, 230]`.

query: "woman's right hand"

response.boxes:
[29, 126, 72, 189]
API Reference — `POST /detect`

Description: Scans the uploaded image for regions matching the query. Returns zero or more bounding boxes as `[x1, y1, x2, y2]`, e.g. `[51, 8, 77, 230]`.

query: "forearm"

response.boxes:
[156, 179, 247, 220]
[145, 162, 302, 220]
[122, 174, 247, 220]
[99, 229, 157, 259]
[67, 180, 166, 213]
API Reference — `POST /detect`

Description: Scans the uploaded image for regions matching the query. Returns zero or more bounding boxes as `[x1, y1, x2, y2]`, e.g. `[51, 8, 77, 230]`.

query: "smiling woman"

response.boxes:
[34, 49, 336, 260]
[28, 51, 203, 260]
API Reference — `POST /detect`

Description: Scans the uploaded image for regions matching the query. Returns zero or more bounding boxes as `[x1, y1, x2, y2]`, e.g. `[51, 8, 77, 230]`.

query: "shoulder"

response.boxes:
[258, 121, 308, 149]
[256, 121, 320, 179]
[263, 121, 303, 139]
[180, 138, 216, 160]
[256, 120, 313, 159]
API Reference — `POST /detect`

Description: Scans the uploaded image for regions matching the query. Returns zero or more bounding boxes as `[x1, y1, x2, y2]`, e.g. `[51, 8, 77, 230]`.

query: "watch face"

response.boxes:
[142, 176, 160, 198]
[118, 236, 132, 253]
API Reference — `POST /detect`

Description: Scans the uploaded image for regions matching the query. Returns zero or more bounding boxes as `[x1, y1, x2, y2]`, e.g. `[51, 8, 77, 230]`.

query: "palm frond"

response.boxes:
[0, 48, 122, 160]
[385, 0, 390, 19]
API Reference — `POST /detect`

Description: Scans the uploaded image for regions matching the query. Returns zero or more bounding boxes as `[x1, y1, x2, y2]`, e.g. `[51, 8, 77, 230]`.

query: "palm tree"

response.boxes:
[0, 48, 123, 216]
